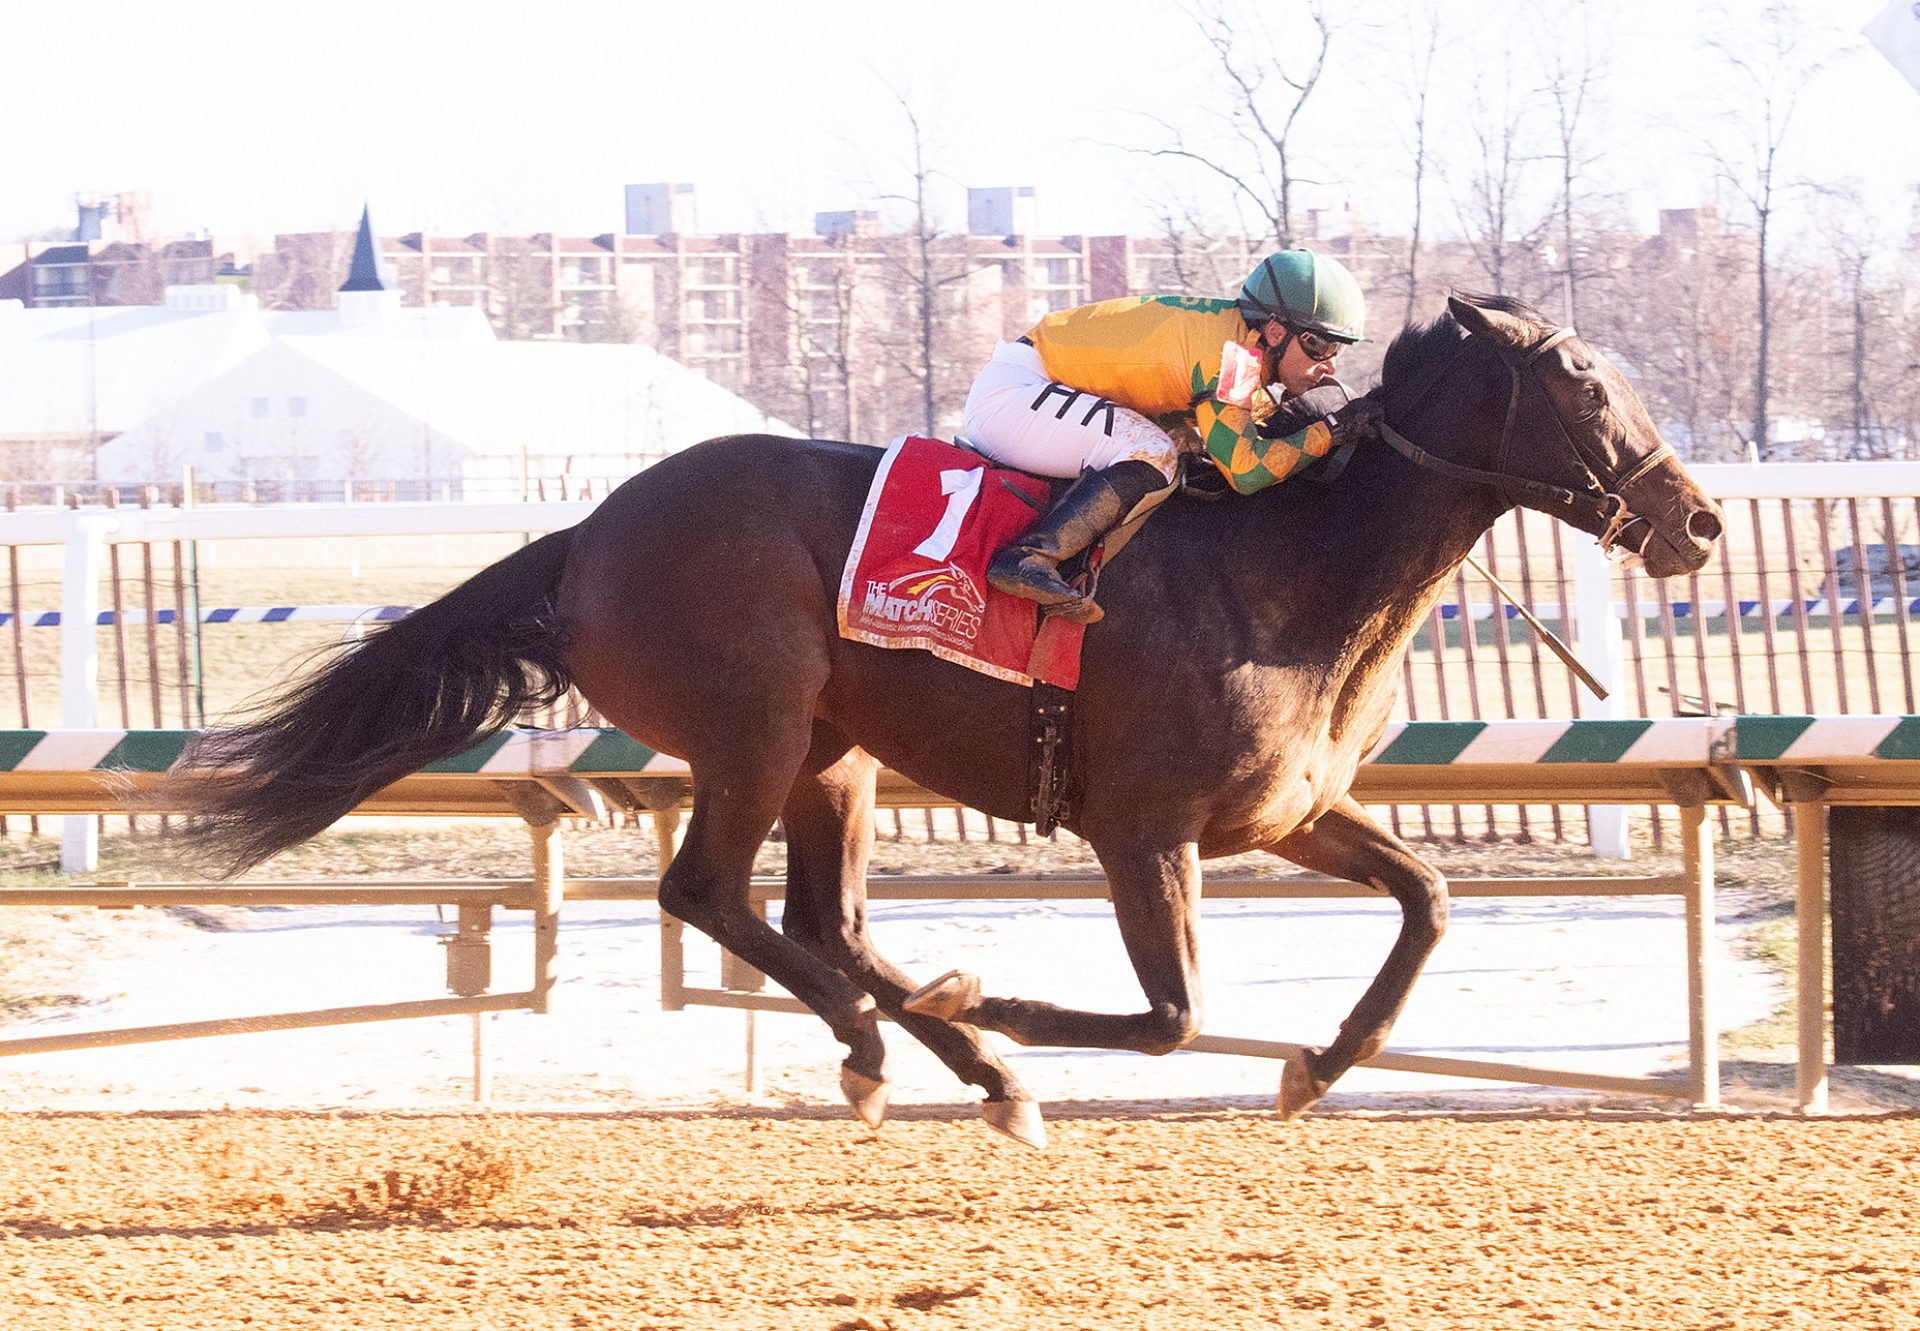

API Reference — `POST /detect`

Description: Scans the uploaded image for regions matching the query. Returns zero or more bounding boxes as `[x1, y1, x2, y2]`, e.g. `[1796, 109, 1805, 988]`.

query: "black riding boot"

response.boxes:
[987, 460, 1165, 624]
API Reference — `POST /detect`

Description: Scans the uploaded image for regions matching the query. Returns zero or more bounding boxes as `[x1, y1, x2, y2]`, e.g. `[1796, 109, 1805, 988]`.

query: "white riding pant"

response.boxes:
[961, 340, 1182, 481]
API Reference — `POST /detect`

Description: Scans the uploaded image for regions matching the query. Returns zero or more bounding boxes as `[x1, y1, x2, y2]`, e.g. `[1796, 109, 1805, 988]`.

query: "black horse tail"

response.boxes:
[166, 528, 578, 878]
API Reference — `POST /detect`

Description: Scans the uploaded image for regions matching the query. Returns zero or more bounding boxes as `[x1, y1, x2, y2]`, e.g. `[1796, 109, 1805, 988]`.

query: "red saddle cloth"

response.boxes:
[837, 436, 1086, 689]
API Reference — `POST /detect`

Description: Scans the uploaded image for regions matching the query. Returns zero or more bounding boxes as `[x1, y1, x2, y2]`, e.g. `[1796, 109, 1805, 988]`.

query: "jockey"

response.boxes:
[964, 247, 1385, 623]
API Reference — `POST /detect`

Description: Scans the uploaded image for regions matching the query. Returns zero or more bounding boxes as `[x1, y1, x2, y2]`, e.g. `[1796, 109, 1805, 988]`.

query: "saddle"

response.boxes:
[951, 437, 1192, 596]
[840, 437, 1197, 833]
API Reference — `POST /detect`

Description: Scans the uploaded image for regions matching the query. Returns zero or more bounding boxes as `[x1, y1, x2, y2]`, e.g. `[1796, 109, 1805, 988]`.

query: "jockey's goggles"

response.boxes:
[1291, 327, 1348, 363]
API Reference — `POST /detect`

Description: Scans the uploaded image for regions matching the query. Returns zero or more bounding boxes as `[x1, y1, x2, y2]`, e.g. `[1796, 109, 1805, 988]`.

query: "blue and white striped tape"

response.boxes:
[0, 605, 413, 627]
[1434, 596, 1920, 622]
[6, 596, 1919, 629]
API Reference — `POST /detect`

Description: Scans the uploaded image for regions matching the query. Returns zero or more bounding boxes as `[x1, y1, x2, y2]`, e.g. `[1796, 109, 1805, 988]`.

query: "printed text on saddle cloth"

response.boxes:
[837, 437, 1087, 689]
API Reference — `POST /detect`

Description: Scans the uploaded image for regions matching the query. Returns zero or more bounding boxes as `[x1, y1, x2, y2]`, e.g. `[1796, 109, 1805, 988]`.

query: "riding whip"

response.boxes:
[1462, 553, 1610, 701]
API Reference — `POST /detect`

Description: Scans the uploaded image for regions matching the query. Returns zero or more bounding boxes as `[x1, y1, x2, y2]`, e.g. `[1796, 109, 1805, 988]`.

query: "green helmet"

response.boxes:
[1237, 249, 1367, 343]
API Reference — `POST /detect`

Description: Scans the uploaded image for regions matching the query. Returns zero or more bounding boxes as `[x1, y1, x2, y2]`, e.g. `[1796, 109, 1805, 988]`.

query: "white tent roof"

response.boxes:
[5, 287, 795, 486]
[269, 335, 793, 461]
[263, 303, 494, 342]
[0, 302, 268, 439]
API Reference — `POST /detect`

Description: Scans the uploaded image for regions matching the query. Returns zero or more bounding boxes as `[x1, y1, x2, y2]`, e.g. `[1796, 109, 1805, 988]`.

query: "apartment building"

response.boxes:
[0, 237, 250, 308]
[221, 191, 1435, 437]
[16, 188, 1753, 443]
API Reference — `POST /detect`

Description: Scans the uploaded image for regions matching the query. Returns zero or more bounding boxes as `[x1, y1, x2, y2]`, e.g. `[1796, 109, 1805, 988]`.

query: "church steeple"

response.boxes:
[338, 203, 394, 293]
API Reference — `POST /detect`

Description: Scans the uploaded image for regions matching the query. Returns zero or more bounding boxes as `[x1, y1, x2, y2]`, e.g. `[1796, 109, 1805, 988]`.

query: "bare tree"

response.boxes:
[779, 245, 861, 439]
[871, 92, 978, 436]
[252, 232, 354, 311]
[576, 290, 644, 345]
[93, 241, 177, 306]
[1809, 185, 1906, 461]
[1135, 0, 1339, 248]
[487, 240, 556, 341]
[1143, 205, 1254, 299]
[1372, 2, 1450, 325]
[1529, 0, 1614, 326]
[1603, 205, 1759, 460]
[1700, 1, 1836, 458]
[1895, 186, 1920, 461]
[1451, 50, 1551, 298]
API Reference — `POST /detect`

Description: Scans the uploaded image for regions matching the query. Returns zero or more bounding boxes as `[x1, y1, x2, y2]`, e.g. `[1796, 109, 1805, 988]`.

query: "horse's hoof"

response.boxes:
[840, 1066, 892, 1130]
[982, 1098, 1047, 1150]
[1276, 1053, 1325, 1120]
[902, 969, 981, 1022]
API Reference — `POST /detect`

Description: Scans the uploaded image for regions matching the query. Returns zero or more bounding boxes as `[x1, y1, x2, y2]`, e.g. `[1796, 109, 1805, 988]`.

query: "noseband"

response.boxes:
[1374, 323, 1668, 554]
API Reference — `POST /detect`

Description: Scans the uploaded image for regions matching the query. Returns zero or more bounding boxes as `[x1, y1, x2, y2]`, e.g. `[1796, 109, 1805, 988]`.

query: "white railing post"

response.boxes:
[60, 515, 117, 873]
[1572, 536, 1629, 858]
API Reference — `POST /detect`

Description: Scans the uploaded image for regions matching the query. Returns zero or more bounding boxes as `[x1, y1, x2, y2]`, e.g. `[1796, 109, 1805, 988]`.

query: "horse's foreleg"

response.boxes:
[908, 839, 1204, 1058]
[659, 735, 886, 1093]
[781, 741, 1040, 1143]
[1267, 795, 1450, 1117]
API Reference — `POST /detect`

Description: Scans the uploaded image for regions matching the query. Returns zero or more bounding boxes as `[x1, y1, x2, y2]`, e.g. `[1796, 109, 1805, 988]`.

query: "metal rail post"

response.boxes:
[1572, 537, 1629, 857]
[529, 819, 564, 1014]
[1680, 803, 1718, 1106]
[444, 902, 495, 1103]
[655, 809, 686, 1011]
[59, 515, 116, 872]
[1793, 800, 1830, 1112]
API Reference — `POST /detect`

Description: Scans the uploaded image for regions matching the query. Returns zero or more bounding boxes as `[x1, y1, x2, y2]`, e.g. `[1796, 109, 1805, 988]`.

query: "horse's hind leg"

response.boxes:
[780, 735, 1042, 1145]
[906, 836, 1205, 1060]
[1266, 795, 1450, 1117]
[660, 734, 886, 1097]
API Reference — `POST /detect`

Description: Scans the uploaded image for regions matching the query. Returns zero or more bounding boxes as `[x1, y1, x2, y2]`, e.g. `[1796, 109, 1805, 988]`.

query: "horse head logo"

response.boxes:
[884, 564, 987, 615]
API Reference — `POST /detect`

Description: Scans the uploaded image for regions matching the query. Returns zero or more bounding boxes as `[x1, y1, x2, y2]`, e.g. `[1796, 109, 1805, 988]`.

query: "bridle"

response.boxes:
[1371, 322, 1670, 555]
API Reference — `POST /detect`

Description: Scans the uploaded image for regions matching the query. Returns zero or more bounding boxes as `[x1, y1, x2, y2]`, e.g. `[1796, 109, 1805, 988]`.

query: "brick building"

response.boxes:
[8, 189, 1778, 451]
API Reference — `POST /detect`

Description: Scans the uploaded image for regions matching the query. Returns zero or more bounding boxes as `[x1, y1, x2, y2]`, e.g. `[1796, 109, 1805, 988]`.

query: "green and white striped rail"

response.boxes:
[0, 728, 691, 777]
[3, 718, 1918, 817]
[1368, 715, 1920, 764]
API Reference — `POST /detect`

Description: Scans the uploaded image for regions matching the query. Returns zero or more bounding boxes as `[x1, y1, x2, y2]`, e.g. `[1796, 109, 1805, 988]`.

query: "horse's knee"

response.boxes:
[780, 907, 822, 949]
[1396, 871, 1450, 945]
[1142, 1001, 1202, 1056]
[657, 868, 716, 930]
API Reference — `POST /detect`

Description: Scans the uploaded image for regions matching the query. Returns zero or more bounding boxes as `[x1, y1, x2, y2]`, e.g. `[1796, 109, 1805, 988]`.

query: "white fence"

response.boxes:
[6, 460, 1920, 871]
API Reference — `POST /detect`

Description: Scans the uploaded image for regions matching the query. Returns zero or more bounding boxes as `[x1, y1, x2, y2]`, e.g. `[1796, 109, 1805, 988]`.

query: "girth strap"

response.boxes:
[1028, 682, 1076, 834]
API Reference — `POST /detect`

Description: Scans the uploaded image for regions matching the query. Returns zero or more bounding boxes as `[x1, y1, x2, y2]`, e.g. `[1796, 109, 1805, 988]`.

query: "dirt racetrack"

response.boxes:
[0, 1108, 1914, 1330]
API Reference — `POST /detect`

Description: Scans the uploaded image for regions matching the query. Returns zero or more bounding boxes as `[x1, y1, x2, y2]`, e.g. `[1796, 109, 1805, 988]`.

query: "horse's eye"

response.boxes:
[1581, 381, 1607, 409]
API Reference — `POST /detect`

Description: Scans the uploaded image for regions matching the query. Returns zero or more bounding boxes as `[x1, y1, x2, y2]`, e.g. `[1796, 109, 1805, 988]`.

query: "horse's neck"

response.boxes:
[1373, 471, 1505, 619]
[1241, 447, 1508, 742]
[1339, 350, 1517, 652]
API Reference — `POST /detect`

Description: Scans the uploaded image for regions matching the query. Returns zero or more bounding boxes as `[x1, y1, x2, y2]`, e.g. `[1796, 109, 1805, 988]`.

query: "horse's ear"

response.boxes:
[1447, 294, 1534, 348]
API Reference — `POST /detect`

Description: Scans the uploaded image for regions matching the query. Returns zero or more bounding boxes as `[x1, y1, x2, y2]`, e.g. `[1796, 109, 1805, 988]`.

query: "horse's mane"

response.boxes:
[1379, 291, 1553, 389]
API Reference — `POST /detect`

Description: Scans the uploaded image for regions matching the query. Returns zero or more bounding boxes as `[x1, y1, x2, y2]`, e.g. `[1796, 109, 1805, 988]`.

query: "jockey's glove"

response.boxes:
[1326, 396, 1386, 448]
[1258, 386, 1387, 449]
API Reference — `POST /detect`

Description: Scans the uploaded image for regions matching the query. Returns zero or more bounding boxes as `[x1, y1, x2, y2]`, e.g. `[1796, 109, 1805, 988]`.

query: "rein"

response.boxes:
[1369, 319, 1644, 701]
[1373, 323, 1658, 555]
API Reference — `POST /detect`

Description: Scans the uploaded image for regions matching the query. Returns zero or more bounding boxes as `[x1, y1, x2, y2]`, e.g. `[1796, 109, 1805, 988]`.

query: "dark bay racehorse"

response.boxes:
[170, 294, 1721, 1147]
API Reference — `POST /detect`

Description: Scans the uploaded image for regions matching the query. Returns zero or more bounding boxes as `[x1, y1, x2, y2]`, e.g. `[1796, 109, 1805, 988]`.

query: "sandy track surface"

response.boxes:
[1, 1108, 1915, 1330]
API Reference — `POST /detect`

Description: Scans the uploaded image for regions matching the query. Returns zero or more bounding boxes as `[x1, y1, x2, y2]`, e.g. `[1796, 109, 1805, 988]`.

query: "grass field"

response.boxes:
[4, 533, 528, 727]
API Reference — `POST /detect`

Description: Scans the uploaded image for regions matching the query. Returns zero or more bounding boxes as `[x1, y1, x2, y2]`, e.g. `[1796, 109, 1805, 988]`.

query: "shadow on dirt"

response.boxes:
[0, 1212, 576, 1240]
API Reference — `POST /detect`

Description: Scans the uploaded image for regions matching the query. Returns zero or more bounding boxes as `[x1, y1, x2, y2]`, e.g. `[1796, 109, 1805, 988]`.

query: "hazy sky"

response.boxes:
[6, 0, 1916, 249]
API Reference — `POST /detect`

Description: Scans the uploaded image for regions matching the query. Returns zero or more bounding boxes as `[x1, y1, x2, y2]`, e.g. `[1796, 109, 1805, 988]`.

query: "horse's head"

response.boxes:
[1433, 294, 1722, 578]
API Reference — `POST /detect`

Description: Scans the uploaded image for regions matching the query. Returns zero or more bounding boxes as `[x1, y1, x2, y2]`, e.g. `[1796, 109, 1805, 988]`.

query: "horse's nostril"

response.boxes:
[1687, 508, 1723, 545]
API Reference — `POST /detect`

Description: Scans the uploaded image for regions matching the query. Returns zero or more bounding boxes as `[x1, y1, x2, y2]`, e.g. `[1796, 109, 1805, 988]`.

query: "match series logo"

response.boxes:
[860, 563, 986, 643]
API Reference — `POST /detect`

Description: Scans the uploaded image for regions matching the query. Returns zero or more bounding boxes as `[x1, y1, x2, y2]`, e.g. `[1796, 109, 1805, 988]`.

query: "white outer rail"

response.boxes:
[13, 460, 1920, 870]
